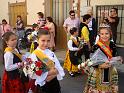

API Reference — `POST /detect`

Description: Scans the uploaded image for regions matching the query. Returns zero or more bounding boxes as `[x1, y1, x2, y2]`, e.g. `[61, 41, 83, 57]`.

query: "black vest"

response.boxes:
[6, 53, 21, 80]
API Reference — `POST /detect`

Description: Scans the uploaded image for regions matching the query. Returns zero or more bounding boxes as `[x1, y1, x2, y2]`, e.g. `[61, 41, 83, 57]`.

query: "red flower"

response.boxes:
[26, 58, 32, 62]
[35, 70, 42, 76]
[35, 61, 42, 68]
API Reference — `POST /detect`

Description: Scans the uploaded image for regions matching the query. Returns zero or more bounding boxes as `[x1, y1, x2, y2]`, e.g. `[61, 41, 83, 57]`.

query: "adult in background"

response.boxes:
[16, 15, 25, 39]
[37, 12, 46, 28]
[79, 14, 91, 61]
[63, 10, 80, 41]
[45, 17, 56, 51]
[101, 8, 119, 43]
[0, 19, 11, 37]
[87, 9, 97, 46]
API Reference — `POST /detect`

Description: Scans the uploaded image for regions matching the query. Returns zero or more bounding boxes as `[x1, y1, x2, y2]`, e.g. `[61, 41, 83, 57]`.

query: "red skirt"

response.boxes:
[2, 71, 26, 93]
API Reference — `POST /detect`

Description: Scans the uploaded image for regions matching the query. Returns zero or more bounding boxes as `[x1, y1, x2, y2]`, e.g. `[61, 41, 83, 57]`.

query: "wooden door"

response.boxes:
[8, 2, 27, 28]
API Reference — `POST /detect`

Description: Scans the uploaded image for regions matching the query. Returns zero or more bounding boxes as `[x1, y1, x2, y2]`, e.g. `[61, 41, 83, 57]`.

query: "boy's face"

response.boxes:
[38, 35, 50, 50]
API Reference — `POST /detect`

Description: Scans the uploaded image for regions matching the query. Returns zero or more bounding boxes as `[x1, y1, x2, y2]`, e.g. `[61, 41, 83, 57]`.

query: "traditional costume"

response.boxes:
[28, 30, 38, 53]
[29, 48, 65, 93]
[83, 40, 118, 93]
[2, 47, 28, 93]
[64, 36, 83, 75]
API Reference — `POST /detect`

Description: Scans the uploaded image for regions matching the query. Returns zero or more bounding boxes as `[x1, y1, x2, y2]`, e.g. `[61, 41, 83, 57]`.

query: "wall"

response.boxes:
[0, 0, 45, 25]
[0, 0, 25, 24]
[27, 0, 45, 25]
[80, 0, 124, 16]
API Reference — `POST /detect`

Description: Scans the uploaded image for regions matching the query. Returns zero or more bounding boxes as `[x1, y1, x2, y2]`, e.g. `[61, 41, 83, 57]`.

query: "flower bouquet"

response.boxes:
[78, 49, 123, 69]
[23, 58, 48, 77]
[74, 39, 84, 56]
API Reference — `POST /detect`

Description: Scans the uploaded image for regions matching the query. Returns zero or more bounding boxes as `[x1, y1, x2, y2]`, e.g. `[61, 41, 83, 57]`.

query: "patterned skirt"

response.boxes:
[2, 71, 26, 93]
[63, 50, 79, 72]
[83, 67, 118, 93]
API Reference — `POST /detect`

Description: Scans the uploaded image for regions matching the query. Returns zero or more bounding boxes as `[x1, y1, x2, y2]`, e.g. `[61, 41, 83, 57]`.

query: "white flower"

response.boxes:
[23, 67, 28, 76]
[87, 61, 93, 66]
[78, 64, 81, 69]
[81, 62, 85, 67]
[35, 67, 39, 71]
[31, 63, 36, 69]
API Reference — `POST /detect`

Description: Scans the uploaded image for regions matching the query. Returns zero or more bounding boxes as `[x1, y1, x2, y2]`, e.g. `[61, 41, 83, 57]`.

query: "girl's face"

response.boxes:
[38, 35, 50, 50]
[6, 35, 17, 48]
[86, 18, 91, 24]
[74, 31, 78, 36]
[17, 17, 21, 20]
[99, 28, 111, 42]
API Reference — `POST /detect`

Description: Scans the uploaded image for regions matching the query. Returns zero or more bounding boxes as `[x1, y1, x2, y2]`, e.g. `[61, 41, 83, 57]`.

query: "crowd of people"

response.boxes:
[0, 7, 123, 93]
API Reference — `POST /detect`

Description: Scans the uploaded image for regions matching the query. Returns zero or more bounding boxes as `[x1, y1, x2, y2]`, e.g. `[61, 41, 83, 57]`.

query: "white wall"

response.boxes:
[0, 0, 45, 25]
[27, 0, 45, 25]
[80, 0, 124, 16]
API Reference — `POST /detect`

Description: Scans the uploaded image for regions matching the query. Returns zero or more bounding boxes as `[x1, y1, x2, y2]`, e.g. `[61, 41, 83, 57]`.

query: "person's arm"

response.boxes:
[106, 16, 116, 23]
[68, 40, 79, 51]
[45, 51, 65, 82]
[29, 53, 48, 86]
[4, 52, 23, 71]
[63, 19, 68, 33]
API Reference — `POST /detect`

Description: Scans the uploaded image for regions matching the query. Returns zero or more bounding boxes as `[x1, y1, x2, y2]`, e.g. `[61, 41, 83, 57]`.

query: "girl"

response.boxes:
[29, 29, 65, 93]
[64, 27, 83, 77]
[2, 32, 27, 93]
[83, 24, 120, 93]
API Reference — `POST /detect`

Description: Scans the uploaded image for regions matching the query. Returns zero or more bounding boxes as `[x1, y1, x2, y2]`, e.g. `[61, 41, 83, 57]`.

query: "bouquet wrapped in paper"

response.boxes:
[78, 49, 123, 69]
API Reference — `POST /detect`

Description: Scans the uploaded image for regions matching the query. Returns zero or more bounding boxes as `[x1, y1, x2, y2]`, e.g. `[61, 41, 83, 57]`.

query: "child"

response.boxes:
[64, 27, 83, 77]
[28, 23, 39, 53]
[29, 29, 65, 93]
[2, 32, 28, 93]
[82, 24, 120, 93]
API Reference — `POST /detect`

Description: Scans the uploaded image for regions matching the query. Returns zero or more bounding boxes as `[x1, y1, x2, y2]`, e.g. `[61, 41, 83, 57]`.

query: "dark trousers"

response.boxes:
[36, 77, 61, 93]
[82, 44, 90, 61]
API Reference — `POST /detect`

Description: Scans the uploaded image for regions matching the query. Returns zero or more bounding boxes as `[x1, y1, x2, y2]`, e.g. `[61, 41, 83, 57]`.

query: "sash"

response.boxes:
[33, 49, 55, 69]
[4, 47, 22, 60]
[97, 41, 112, 59]
[70, 36, 79, 47]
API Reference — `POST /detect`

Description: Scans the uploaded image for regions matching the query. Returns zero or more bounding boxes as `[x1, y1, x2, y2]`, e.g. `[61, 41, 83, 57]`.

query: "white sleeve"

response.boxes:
[53, 53, 65, 80]
[29, 53, 48, 86]
[4, 52, 19, 71]
[68, 40, 79, 51]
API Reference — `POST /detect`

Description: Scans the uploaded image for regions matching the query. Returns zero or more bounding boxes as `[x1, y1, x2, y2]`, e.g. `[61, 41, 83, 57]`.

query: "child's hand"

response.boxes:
[46, 68, 58, 82]
[46, 74, 56, 82]
[48, 68, 58, 76]
[99, 61, 111, 69]
[17, 62, 24, 68]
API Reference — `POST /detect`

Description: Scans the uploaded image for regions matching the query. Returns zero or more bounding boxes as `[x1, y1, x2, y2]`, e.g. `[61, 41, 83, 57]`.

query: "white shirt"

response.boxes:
[68, 36, 79, 51]
[4, 48, 20, 71]
[88, 19, 93, 31]
[29, 48, 65, 86]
